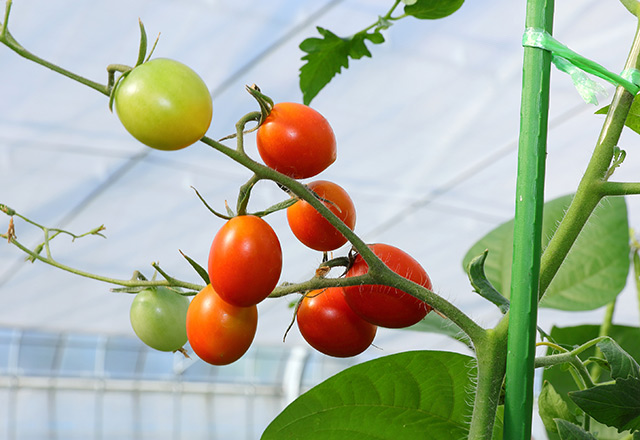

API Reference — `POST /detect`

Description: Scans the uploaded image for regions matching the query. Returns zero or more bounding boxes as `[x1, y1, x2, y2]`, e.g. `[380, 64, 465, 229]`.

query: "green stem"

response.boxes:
[236, 174, 261, 216]
[467, 319, 509, 440]
[8, 236, 204, 292]
[0, 3, 108, 96]
[539, 18, 640, 299]
[599, 181, 640, 195]
[198, 135, 486, 346]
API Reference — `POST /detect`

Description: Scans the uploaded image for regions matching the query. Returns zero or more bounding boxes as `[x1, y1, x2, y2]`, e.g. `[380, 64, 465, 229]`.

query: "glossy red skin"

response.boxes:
[297, 287, 377, 358]
[286, 180, 356, 251]
[343, 243, 433, 328]
[208, 215, 282, 307]
[256, 102, 337, 179]
[186, 284, 257, 366]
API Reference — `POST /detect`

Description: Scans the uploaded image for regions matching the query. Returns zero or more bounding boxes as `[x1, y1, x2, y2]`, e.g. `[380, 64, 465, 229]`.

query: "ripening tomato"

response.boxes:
[129, 287, 190, 352]
[208, 215, 282, 307]
[114, 58, 213, 151]
[256, 102, 337, 179]
[286, 180, 356, 252]
[297, 287, 377, 358]
[186, 284, 258, 366]
[342, 243, 433, 328]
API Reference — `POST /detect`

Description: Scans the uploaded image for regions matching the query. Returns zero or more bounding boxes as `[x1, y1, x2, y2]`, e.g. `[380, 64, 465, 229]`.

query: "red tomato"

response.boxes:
[208, 215, 282, 307]
[186, 284, 257, 366]
[297, 287, 377, 358]
[256, 102, 337, 179]
[286, 180, 356, 251]
[342, 243, 433, 328]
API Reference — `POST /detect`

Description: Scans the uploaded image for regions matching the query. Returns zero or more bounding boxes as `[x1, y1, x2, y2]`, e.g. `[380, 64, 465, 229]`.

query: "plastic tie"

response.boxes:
[523, 28, 640, 103]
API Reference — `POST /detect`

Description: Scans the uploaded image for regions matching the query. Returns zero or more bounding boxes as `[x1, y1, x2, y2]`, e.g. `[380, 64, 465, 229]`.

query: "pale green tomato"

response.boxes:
[114, 58, 213, 151]
[130, 287, 190, 352]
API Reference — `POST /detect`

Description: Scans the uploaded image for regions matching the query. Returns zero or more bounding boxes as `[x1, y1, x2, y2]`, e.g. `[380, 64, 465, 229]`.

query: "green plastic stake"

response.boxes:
[503, 0, 554, 438]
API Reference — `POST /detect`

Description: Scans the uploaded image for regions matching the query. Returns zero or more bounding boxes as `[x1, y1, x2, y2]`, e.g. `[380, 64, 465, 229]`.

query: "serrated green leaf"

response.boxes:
[555, 420, 598, 440]
[262, 351, 474, 440]
[570, 377, 640, 433]
[597, 338, 640, 380]
[404, 0, 465, 19]
[462, 195, 630, 311]
[299, 27, 384, 105]
[347, 33, 373, 59]
[539, 381, 579, 433]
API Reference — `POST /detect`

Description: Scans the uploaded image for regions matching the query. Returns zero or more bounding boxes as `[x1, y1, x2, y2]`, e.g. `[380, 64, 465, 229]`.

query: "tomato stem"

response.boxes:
[538, 19, 640, 300]
[0, 5, 109, 96]
[236, 174, 261, 216]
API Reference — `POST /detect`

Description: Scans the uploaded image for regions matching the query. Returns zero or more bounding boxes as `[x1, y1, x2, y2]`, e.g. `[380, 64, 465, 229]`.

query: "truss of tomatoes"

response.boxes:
[120, 64, 433, 364]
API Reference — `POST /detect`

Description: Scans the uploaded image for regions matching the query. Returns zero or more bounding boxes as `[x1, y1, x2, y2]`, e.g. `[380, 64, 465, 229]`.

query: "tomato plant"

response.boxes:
[208, 215, 282, 307]
[297, 287, 377, 358]
[6, 1, 640, 438]
[113, 58, 213, 151]
[343, 243, 433, 328]
[186, 284, 258, 366]
[129, 286, 190, 352]
[286, 180, 356, 251]
[256, 102, 337, 179]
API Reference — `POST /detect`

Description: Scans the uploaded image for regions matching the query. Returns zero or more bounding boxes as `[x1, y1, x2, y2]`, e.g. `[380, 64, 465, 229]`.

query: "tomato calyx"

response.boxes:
[316, 255, 351, 278]
[107, 20, 159, 111]
[246, 84, 274, 124]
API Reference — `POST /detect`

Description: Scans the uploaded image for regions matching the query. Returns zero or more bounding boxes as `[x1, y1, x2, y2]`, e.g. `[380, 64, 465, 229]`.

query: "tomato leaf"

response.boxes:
[539, 381, 579, 434]
[299, 27, 385, 105]
[597, 338, 640, 380]
[404, 0, 465, 19]
[555, 420, 598, 440]
[596, 94, 640, 135]
[462, 195, 630, 311]
[570, 377, 640, 433]
[179, 250, 210, 285]
[261, 351, 474, 439]
[542, 325, 640, 440]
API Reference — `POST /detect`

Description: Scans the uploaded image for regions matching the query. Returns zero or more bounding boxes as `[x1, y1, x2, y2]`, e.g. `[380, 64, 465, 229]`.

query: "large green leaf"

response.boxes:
[462, 194, 630, 311]
[404, 0, 465, 19]
[570, 377, 640, 433]
[261, 351, 475, 440]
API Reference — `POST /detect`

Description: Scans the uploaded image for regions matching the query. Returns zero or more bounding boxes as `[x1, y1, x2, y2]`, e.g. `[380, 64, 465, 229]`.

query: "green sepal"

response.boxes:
[179, 250, 210, 285]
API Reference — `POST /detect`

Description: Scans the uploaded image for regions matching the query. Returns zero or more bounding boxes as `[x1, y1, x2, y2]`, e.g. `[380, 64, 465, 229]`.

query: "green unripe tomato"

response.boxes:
[129, 287, 190, 352]
[114, 58, 213, 151]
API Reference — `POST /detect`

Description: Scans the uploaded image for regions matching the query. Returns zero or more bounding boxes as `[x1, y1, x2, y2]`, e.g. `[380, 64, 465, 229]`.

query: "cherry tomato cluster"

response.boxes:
[120, 59, 433, 364]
